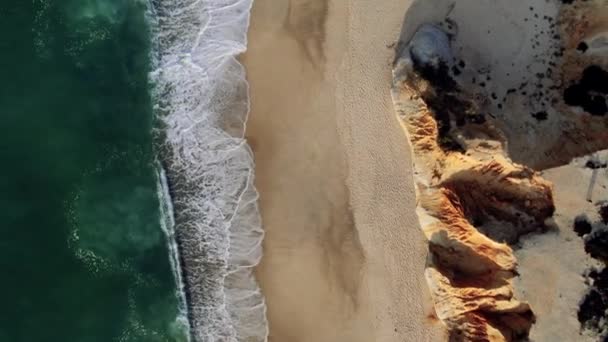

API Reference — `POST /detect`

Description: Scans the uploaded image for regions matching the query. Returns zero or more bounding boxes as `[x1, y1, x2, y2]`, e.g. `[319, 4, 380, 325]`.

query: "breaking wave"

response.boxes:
[147, 0, 268, 341]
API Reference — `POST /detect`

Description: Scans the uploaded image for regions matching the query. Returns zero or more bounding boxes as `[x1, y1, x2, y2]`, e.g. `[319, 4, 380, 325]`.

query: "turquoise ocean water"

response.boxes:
[0, 0, 187, 341]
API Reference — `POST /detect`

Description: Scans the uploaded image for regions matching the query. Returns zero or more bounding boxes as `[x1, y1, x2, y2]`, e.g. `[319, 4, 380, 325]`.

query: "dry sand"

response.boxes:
[242, 0, 445, 341]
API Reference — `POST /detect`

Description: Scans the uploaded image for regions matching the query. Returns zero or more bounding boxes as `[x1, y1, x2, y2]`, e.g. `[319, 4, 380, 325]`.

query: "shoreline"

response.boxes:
[149, 0, 268, 340]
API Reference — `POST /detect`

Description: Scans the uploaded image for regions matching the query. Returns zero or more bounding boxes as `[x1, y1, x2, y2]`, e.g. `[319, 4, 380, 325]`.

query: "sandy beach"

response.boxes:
[242, 0, 445, 341]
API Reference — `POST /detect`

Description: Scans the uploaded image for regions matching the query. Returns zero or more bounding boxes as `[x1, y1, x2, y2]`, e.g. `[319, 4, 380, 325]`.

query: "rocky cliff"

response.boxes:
[391, 24, 554, 341]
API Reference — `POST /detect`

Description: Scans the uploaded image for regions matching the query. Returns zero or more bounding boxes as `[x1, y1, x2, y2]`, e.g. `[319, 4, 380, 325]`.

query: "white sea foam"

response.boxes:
[147, 0, 268, 341]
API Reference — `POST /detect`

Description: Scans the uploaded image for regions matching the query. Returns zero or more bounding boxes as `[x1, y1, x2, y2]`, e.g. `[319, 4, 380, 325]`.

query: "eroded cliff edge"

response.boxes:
[391, 25, 552, 340]
[390, 0, 608, 340]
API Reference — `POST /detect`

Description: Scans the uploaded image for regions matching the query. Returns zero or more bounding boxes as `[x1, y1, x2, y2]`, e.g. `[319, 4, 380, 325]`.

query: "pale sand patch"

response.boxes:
[514, 151, 608, 342]
[242, 0, 445, 341]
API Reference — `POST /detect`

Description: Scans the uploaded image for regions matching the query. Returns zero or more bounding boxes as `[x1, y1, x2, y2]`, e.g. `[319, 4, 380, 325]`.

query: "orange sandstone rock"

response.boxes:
[391, 39, 553, 342]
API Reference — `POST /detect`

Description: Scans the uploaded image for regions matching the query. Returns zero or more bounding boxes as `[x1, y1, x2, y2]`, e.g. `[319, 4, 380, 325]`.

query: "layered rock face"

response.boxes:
[391, 25, 555, 341]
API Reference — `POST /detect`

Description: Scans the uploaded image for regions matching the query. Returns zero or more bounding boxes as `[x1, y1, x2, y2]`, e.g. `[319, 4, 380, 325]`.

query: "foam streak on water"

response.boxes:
[156, 165, 192, 340]
[147, 0, 268, 341]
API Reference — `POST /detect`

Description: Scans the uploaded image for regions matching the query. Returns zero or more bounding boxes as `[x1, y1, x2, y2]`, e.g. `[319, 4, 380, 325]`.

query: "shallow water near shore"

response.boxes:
[0, 1, 187, 340]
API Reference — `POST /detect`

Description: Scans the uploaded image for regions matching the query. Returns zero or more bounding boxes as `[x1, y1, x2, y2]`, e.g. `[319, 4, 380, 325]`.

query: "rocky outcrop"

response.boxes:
[391, 24, 555, 341]
[574, 205, 608, 339]
[579, 267, 608, 339]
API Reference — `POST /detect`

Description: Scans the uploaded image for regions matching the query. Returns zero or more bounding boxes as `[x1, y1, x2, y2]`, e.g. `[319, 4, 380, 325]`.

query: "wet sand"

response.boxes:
[242, 0, 445, 341]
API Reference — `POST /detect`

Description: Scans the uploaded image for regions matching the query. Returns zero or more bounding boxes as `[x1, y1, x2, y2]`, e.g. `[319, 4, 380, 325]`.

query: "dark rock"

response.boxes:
[408, 25, 450, 64]
[579, 288, 606, 327]
[408, 24, 458, 91]
[574, 214, 593, 236]
[582, 65, 608, 94]
[466, 113, 486, 124]
[532, 111, 548, 121]
[583, 95, 607, 116]
[600, 203, 608, 224]
[564, 83, 587, 106]
[586, 159, 607, 170]
[564, 66, 608, 116]
[585, 225, 608, 262]
[579, 267, 608, 336]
